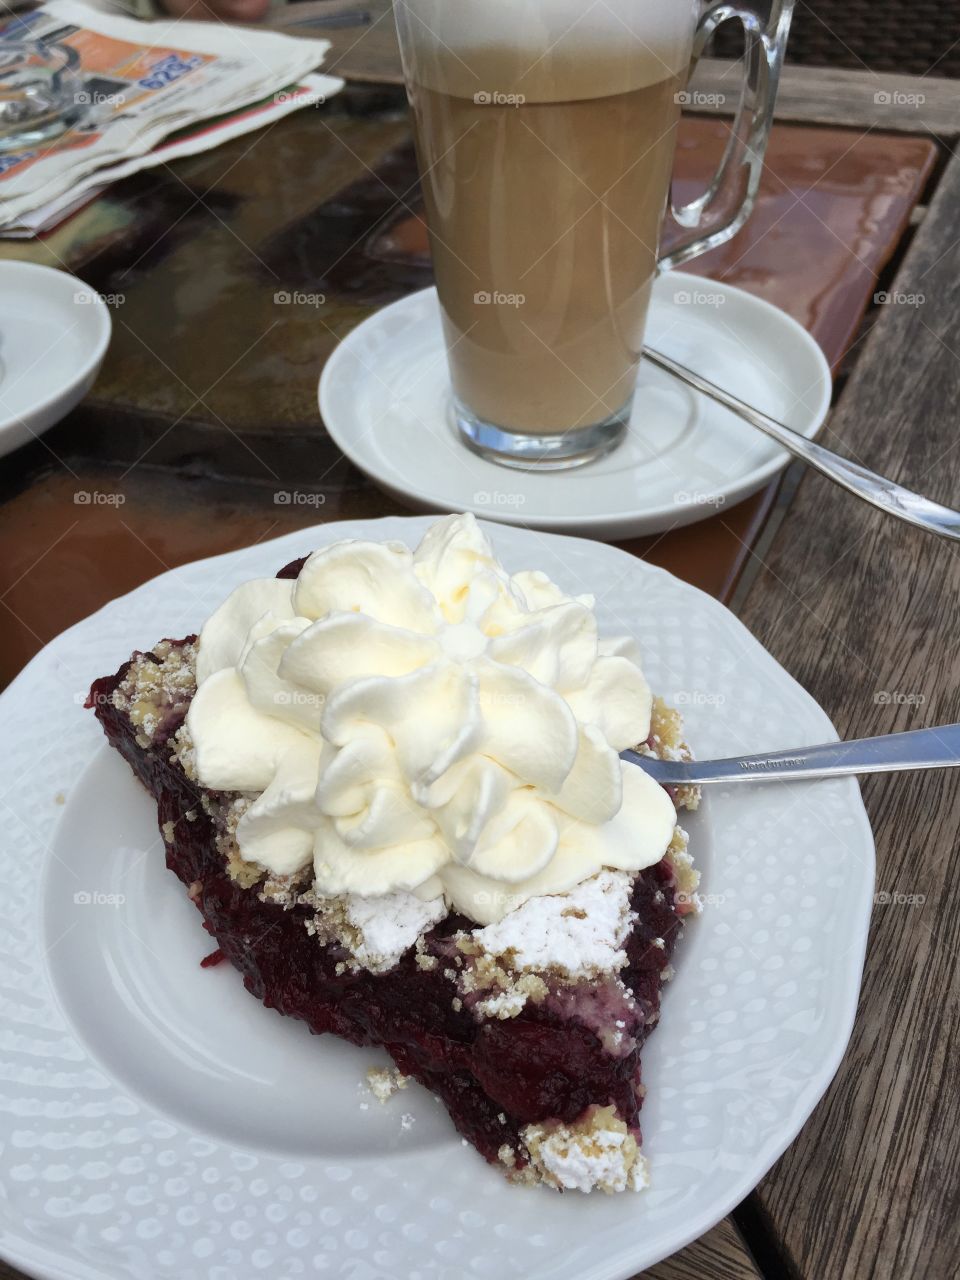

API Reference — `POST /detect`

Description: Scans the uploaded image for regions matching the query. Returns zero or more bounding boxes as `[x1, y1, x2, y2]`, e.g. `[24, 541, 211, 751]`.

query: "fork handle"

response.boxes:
[623, 723, 960, 784]
[643, 346, 960, 543]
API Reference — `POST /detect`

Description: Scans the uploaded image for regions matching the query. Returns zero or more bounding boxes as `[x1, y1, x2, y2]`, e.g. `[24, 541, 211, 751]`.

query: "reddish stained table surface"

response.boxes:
[0, 101, 937, 691]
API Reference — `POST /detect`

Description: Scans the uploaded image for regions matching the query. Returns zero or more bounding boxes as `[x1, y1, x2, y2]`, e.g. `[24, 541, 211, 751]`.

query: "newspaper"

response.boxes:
[0, 0, 343, 231]
[3, 72, 335, 235]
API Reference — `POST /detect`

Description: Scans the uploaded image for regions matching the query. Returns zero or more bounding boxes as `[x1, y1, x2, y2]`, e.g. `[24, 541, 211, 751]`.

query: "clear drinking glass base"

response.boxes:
[454, 397, 630, 471]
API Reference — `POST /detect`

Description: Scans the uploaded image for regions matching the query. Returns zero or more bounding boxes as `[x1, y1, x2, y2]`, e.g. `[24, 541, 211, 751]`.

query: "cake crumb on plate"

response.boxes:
[366, 1066, 409, 1104]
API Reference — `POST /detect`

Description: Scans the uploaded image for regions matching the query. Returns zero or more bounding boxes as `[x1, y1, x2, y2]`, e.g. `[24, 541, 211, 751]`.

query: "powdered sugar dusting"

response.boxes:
[343, 892, 446, 970]
[474, 989, 527, 1020]
[305, 889, 446, 973]
[522, 1105, 648, 1194]
[471, 870, 636, 978]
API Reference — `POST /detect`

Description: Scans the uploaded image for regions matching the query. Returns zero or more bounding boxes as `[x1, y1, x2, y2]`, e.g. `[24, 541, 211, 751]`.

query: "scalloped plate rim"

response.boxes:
[0, 515, 874, 1280]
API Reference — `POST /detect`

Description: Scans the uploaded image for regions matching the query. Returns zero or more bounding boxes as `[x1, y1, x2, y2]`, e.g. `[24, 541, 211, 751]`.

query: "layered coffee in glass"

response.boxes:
[396, 0, 697, 467]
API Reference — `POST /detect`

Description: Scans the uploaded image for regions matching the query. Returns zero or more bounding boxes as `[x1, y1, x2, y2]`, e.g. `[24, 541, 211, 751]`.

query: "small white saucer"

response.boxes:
[0, 261, 112, 460]
[319, 273, 831, 539]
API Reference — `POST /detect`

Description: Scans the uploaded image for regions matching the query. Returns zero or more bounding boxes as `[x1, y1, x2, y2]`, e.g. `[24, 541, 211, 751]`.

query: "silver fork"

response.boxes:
[624, 723, 960, 785]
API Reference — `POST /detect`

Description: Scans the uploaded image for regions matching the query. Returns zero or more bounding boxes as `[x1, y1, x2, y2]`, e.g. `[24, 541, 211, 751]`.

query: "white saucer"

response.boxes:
[0, 261, 112, 460]
[319, 275, 831, 538]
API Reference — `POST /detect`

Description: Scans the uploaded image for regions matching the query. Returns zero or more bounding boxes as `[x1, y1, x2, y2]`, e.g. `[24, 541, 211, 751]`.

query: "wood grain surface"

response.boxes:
[281, 0, 960, 142]
[277, 0, 402, 82]
[691, 60, 960, 137]
[737, 152, 960, 1279]
[639, 1219, 761, 1280]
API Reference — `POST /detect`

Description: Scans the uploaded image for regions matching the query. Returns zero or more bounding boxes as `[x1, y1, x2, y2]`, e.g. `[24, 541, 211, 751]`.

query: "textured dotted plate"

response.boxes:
[0, 517, 874, 1280]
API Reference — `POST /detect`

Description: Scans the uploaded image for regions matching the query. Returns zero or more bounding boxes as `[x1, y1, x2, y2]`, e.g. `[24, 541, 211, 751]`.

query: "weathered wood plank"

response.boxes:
[271, 0, 960, 144]
[273, 0, 404, 84]
[277, 0, 960, 141]
[637, 1218, 761, 1280]
[690, 59, 960, 136]
[736, 153, 960, 1278]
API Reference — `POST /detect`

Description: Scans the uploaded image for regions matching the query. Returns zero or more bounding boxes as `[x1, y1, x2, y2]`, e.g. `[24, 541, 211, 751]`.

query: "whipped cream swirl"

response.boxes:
[187, 515, 676, 924]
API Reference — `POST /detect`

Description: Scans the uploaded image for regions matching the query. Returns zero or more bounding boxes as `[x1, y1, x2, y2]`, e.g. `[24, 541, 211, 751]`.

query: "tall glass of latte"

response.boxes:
[394, 0, 794, 468]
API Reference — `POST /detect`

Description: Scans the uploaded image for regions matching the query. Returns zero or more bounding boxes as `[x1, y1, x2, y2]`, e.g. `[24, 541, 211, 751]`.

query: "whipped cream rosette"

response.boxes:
[186, 514, 675, 924]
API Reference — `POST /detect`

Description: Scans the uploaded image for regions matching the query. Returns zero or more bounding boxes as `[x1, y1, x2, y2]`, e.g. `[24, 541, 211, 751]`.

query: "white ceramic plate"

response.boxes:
[319, 279, 831, 539]
[0, 517, 873, 1280]
[0, 261, 112, 460]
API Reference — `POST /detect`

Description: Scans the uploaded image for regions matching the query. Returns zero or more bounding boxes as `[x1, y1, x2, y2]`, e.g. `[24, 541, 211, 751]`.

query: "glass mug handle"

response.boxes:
[659, 0, 796, 271]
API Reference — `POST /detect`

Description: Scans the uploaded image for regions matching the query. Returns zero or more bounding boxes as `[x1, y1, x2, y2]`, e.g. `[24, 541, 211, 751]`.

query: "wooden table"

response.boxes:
[2, 32, 960, 1280]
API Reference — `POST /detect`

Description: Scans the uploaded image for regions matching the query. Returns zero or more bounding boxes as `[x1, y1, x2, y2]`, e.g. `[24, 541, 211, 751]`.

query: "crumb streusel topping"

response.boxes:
[522, 1105, 649, 1194]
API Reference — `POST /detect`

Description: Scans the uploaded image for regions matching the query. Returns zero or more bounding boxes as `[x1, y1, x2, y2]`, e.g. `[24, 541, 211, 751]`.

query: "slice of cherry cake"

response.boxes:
[88, 515, 699, 1193]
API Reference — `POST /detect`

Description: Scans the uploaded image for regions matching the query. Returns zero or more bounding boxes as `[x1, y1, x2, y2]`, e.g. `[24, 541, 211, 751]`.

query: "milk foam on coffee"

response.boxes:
[397, 0, 696, 100]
